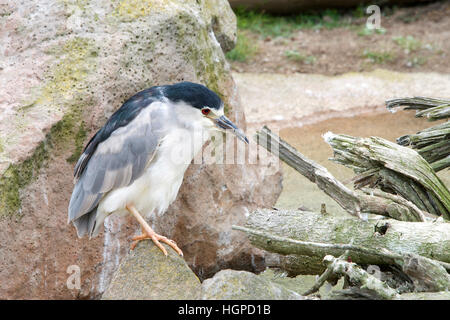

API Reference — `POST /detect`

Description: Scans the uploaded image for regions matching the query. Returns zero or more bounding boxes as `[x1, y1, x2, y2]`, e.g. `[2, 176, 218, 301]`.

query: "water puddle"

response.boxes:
[275, 110, 449, 215]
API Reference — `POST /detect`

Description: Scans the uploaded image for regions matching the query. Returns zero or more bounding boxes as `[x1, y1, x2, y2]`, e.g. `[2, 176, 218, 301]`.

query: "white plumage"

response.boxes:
[92, 100, 215, 236]
[94, 103, 213, 234]
[68, 82, 247, 255]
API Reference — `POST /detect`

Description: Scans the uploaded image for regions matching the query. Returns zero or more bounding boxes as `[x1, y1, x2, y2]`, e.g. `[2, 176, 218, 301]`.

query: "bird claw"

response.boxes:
[130, 232, 183, 257]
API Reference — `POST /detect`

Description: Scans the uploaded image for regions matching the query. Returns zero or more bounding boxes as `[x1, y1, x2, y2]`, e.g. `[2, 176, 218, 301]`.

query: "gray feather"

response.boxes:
[68, 183, 103, 221]
[72, 207, 98, 238]
[68, 105, 164, 232]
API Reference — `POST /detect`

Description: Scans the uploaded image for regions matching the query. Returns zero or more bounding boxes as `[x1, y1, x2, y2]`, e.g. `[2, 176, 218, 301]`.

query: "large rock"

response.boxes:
[0, 0, 281, 299]
[257, 268, 344, 298]
[228, 0, 434, 14]
[200, 269, 305, 299]
[102, 243, 308, 300]
[102, 241, 201, 300]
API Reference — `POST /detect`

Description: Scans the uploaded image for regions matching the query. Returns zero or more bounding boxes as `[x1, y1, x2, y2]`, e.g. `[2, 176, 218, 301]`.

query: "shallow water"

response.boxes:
[275, 110, 449, 215]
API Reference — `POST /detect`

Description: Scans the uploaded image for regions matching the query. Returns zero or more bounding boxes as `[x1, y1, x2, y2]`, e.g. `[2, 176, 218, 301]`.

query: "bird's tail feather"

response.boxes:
[73, 207, 98, 239]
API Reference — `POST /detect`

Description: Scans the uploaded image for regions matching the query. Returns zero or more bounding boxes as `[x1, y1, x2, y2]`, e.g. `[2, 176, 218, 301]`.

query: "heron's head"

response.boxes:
[163, 82, 249, 144]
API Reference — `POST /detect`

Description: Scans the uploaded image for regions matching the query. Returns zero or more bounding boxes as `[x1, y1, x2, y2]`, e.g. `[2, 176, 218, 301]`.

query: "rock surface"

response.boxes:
[0, 0, 281, 299]
[228, 0, 433, 14]
[200, 269, 305, 300]
[258, 268, 344, 298]
[102, 241, 313, 300]
[102, 241, 201, 300]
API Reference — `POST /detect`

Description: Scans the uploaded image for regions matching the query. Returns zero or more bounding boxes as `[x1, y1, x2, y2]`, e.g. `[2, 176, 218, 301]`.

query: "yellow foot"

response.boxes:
[130, 231, 183, 257]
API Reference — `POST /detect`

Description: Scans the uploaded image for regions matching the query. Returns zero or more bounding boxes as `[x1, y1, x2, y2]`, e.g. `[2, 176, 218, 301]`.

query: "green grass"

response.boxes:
[284, 50, 316, 64]
[397, 11, 419, 24]
[407, 56, 427, 67]
[233, 6, 401, 38]
[393, 36, 422, 53]
[362, 50, 395, 64]
[225, 32, 258, 62]
[352, 4, 367, 18]
[234, 7, 349, 37]
[357, 27, 386, 36]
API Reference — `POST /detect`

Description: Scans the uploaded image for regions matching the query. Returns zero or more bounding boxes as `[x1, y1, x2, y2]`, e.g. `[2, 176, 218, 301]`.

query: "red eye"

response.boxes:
[202, 108, 210, 115]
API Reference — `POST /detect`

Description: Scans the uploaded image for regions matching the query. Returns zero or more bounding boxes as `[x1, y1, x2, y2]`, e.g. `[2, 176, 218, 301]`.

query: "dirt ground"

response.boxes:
[230, 1, 450, 75]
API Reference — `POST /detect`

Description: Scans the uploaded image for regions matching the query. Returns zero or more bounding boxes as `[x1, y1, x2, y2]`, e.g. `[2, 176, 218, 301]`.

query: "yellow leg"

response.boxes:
[125, 204, 183, 256]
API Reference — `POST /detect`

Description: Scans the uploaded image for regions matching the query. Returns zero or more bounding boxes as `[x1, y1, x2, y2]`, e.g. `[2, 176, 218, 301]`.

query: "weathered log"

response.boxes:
[431, 155, 450, 172]
[304, 254, 399, 299]
[398, 120, 450, 171]
[255, 127, 428, 222]
[401, 253, 450, 292]
[279, 255, 325, 275]
[325, 133, 450, 219]
[386, 97, 450, 120]
[327, 251, 450, 293]
[398, 121, 450, 148]
[326, 288, 390, 300]
[255, 126, 361, 218]
[387, 97, 450, 171]
[359, 188, 427, 222]
[234, 209, 450, 275]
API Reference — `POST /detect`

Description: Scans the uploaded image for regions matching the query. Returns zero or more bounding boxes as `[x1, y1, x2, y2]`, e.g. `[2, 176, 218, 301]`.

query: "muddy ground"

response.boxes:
[229, 1, 450, 75]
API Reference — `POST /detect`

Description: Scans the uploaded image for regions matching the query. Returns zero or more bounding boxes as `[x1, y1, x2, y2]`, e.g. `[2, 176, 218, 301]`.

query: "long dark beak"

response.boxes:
[214, 115, 249, 144]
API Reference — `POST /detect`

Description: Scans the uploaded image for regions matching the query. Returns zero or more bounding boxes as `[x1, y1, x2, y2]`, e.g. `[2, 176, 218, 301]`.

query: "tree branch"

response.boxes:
[386, 96, 450, 121]
[254, 126, 431, 221]
[233, 209, 450, 274]
[325, 133, 450, 219]
[303, 254, 399, 299]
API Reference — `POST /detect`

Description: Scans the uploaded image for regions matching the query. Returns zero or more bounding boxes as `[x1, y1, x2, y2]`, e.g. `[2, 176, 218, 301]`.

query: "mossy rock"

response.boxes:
[0, 0, 238, 218]
[102, 241, 201, 300]
[199, 269, 305, 300]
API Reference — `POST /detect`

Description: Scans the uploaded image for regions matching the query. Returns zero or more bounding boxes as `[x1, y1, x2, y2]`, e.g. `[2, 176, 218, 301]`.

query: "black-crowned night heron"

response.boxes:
[68, 82, 248, 256]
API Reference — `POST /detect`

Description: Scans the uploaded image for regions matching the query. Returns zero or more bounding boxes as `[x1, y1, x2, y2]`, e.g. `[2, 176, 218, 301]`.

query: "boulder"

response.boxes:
[228, 0, 434, 14]
[102, 243, 310, 300]
[200, 269, 305, 300]
[102, 241, 201, 300]
[0, 0, 281, 299]
[257, 268, 344, 298]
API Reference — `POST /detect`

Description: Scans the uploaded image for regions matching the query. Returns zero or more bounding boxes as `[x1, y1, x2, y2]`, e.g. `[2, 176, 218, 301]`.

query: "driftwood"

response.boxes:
[401, 253, 450, 292]
[399, 120, 449, 172]
[303, 252, 450, 298]
[386, 97, 450, 121]
[386, 97, 450, 171]
[255, 126, 429, 222]
[255, 126, 362, 218]
[303, 253, 399, 299]
[249, 114, 450, 297]
[327, 289, 450, 300]
[397, 121, 450, 167]
[234, 209, 450, 273]
[325, 133, 450, 219]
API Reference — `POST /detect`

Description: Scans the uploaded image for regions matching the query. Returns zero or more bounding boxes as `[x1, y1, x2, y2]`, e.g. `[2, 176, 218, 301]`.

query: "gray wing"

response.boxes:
[68, 106, 162, 237]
